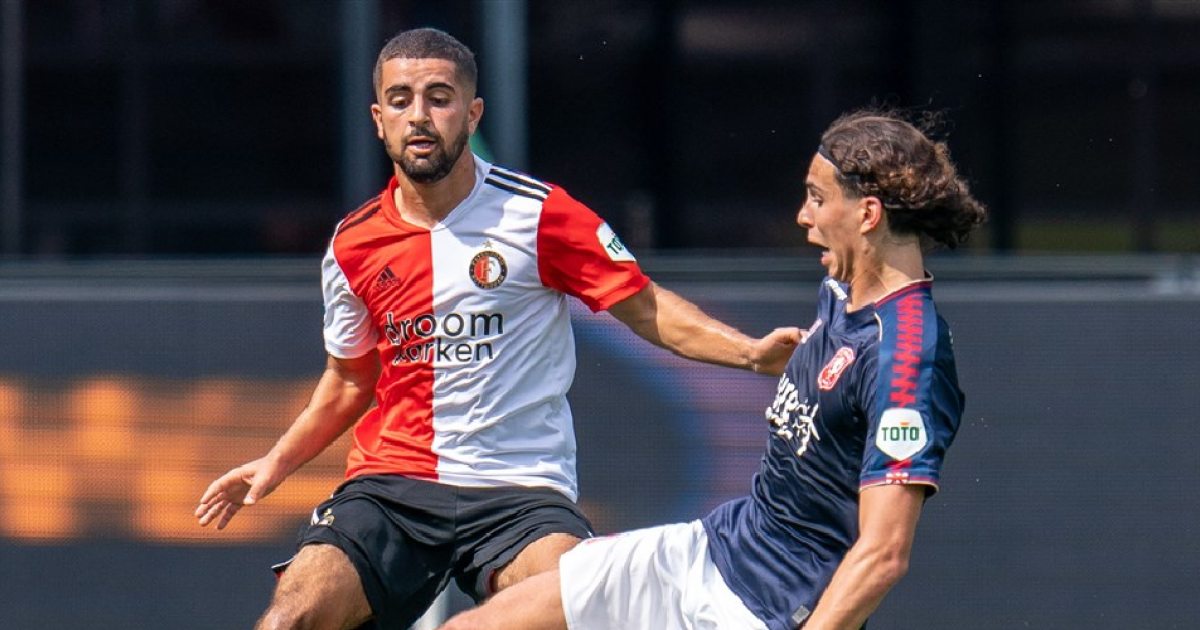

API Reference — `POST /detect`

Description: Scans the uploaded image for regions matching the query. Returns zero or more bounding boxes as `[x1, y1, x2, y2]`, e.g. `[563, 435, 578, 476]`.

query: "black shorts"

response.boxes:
[279, 474, 593, 629]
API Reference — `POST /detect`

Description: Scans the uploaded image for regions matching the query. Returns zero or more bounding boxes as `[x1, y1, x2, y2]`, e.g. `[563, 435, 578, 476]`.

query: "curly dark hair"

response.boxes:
[820, 108, 987, 250]
[373, 28, 477, 95]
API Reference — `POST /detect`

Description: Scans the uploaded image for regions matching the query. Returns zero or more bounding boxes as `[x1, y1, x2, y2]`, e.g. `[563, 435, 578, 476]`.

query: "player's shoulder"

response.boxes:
[873, 280, 954, 358]
[482, 164, 554, 202]
[333, 191, 387, 240]
[874, 279, 936, 317]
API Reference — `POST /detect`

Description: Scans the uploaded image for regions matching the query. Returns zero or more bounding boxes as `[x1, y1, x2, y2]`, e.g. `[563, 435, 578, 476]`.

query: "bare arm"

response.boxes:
[607, 282, 800, 375]
[195, 351, 380, 529]
[802, 484, 925, 630]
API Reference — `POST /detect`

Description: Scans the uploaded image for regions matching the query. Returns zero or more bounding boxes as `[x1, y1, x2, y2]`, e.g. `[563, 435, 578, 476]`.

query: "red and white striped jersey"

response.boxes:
[321, 155, 649, 500]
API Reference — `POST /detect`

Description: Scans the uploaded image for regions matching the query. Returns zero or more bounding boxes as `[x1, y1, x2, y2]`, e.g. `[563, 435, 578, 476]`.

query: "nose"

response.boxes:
[796, 200, 814, 229]
[406, 96, 431, 126]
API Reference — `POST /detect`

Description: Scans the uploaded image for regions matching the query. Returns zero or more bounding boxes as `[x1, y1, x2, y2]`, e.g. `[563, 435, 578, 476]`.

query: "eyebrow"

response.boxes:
[384, 82, 457, 96]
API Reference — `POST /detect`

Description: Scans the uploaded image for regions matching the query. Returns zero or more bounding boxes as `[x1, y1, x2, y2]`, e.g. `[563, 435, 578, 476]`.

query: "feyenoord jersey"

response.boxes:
[703, 277, 964, 630]
[322, 155, 649, 500]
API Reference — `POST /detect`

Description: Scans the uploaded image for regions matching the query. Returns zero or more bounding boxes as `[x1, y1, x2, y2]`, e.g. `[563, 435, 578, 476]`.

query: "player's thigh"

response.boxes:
[441, 570, 568, 630]
[454, 485, 593, 599]
[264, 543, 371, 630]
[492, 532, 581, 592]
[299, 477, 458, 627]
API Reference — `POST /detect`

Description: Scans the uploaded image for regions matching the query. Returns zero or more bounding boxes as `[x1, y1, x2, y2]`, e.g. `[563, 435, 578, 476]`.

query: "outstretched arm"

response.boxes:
[194, 351, 380, 529]
[803, 484, 926, 630]
[607, 282, 801, 376]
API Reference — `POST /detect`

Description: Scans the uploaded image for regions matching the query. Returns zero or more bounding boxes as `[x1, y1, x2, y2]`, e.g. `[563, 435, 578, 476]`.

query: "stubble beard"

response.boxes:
[390, 127, 471, 185]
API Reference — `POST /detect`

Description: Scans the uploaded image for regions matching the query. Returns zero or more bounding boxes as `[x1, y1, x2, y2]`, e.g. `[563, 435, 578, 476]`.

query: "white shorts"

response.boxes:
[559, 520, 769, 630]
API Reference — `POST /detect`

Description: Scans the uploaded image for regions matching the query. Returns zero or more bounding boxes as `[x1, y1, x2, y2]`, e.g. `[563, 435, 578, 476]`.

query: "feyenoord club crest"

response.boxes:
[469, 250, 507, 289]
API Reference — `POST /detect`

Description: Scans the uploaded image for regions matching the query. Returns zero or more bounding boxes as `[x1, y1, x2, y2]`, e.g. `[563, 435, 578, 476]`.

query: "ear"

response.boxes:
[370, 102, 385, 140]
[468, 97, 484, 135]
[858, 196, 885, 234]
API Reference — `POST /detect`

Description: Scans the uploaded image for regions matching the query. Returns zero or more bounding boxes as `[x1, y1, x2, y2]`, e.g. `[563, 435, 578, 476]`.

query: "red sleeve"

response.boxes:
[537, 186, 650, 312]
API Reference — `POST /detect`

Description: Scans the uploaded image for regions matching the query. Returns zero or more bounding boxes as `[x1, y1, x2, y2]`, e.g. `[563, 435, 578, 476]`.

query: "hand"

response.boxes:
[750, 326, 802, 375]
[194, 457, 285, 530]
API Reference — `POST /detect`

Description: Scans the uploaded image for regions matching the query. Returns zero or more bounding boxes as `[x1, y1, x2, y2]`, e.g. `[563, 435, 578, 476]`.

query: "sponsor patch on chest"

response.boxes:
[766, 374, 821, 456]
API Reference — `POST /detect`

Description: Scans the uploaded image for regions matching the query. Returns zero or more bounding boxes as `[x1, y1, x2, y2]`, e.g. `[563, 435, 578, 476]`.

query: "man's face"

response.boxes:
[371, 58, 482, 184]
[796, 153, 867, 283]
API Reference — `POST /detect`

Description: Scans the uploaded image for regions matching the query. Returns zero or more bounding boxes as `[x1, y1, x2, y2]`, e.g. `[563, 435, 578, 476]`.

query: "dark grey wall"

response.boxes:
[876, 293, 1200, 629]
[1, 263, 1197, 629]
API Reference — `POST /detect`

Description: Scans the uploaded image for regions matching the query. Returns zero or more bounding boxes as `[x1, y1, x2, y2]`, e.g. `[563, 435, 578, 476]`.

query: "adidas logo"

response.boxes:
[375, 266, 402, 290]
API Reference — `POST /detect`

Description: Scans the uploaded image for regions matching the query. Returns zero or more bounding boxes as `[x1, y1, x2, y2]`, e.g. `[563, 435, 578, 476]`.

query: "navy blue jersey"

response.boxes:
[702, 277, 964, 630]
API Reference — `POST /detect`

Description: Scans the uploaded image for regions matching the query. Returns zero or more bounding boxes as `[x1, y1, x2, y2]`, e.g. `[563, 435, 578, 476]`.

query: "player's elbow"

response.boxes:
[867, 543, 911, 588]
[608, 283, 666, 343]
[877, 552, 910, 587]
[853, 534, 912, 589]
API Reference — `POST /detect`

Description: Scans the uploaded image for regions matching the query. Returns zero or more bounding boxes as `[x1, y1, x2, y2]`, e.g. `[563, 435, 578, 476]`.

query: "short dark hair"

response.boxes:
[373, 28, 478, 95]
[820, 108, 988, 250]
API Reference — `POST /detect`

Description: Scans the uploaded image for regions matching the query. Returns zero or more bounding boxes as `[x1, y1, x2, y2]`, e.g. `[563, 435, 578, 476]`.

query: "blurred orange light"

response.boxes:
[2, 376, 348, 545]
[0, 461, 78, 541]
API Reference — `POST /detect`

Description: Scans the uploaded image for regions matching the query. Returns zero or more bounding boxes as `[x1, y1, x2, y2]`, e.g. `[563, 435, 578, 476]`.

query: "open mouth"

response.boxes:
[406, 137, 438, 154]
[807, 239, 832, 267]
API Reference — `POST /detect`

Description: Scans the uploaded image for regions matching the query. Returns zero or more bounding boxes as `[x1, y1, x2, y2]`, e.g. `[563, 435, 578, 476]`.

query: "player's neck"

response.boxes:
[392, 155, 477, 229]
[847, 245, 925, 310]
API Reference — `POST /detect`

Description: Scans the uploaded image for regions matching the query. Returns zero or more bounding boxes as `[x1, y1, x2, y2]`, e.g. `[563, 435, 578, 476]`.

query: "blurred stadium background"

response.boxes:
[1, 1, 1198, 628]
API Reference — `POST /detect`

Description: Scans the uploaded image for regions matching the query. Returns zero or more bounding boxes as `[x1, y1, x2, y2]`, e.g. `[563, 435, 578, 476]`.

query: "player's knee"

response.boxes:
[254, 605, 299, 630]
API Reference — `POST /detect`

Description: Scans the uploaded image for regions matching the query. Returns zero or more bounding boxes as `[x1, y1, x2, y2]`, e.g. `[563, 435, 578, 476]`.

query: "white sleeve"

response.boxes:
[321, 243, 379, 358]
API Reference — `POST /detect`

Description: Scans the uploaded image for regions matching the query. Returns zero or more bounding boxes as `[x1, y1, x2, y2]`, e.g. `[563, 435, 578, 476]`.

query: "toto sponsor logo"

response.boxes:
[876, 407, 928, 461]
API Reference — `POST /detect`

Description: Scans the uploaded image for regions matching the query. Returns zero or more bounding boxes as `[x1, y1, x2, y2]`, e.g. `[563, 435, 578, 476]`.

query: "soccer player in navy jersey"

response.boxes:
[437, 108, 988, 630]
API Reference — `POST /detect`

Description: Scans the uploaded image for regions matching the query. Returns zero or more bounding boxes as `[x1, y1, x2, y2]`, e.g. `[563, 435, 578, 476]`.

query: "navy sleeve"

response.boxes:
[859, 289, 964, 494]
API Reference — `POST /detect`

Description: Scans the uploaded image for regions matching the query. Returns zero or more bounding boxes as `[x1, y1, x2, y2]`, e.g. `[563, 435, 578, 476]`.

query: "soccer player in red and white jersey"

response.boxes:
[195, 28, 799, 630]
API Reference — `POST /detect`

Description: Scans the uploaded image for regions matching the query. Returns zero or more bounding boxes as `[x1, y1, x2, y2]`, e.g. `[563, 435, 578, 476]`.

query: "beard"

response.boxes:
[387, 124, 471, 184]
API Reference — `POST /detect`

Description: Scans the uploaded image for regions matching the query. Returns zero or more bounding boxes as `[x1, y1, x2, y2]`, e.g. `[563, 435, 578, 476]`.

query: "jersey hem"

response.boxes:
[435, 472, 578, 503]
[701, 519, 785, 630]
[348, 468, 579, 503]
[323, 339, 376, 360]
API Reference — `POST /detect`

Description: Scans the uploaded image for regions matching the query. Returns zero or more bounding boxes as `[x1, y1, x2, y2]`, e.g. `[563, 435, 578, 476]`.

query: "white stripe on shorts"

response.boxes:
[559, 520, 769, 630]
